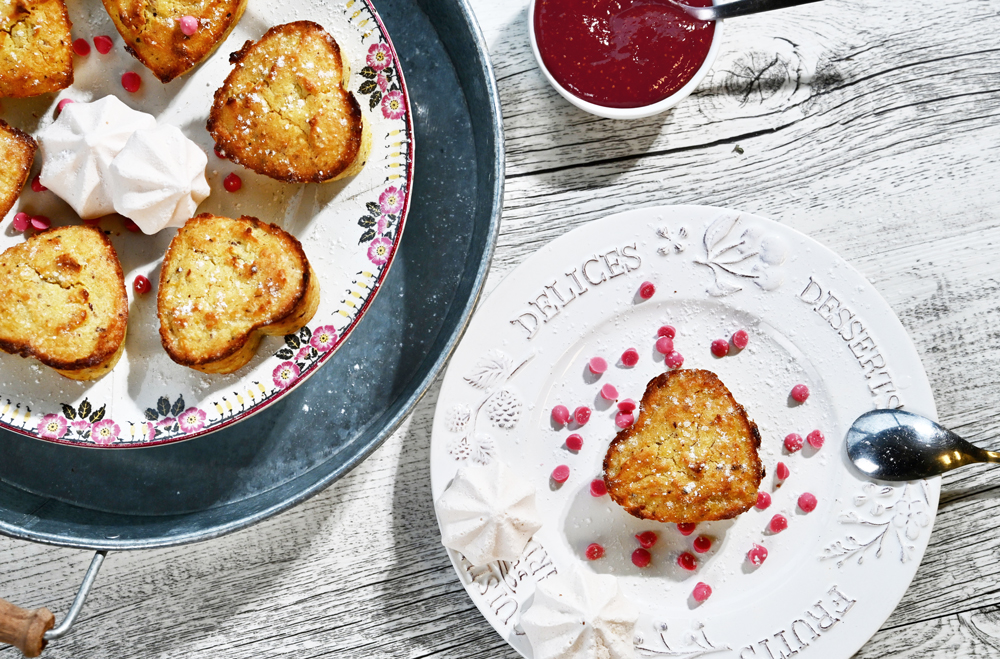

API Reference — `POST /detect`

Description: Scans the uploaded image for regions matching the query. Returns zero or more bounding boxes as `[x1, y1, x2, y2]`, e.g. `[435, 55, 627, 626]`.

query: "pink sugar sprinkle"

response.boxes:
[565, 433, 583, 451]
[617, 399, 636, 414]
[551, 405, 570, 425]
[693, 535, 712, 553]
[121, 71, 142, 93]
[589, 356, 608, 374]
[769, 514, 788, 533]
[574, 406, 591, 425]
[655, 336, 674, 354]
[747, 543, 768, 566]
[621, 347, 639, 367]
[791, 384, 810, 403]
[590, 479, 607, 497]
[692, 582, 712, 602]
[784, 433, 804, 453]
[179, 15, 199, 36]
[711, 339, 729, 357]
[12, 213, 29, 232]
[632, 548, 651, 568]
[755, 491, 771, 510]
[586, 543, 605, 560]
[657, 325, 676, 339]
[776, 462, 790, 480]
[31, 176, 46, 192]
[807, 430, 825, 449]
[639, 281, 655, 299]
[30, 216, 50, 230]
[677, 523, 696, 536]
[677, 552, 697, 571]
[636, 531, 658, 549]
[552, 465, 570, 483]
[798, 492, 818, 513]
[732, 329, 749, 349]
[72, 38, 90, 56]
[615, 412, 634, 428]
[600, 384, 618, 400]
[665, 351, 684, 369]
[93, 35, 113, 54]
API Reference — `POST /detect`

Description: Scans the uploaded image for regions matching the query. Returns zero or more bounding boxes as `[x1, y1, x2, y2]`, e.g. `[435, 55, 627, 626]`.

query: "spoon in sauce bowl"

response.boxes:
[668, 0, 824, 22]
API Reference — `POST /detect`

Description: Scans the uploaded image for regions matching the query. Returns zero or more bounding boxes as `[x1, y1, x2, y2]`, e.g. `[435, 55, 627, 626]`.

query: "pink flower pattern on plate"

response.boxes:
[377, 73, 388, 92]
[178, 407, 207, 433]
[377, 216, 391, 234]
[367, 43, 392, 71]
[311, 326, 338, 352]
[37, 414, 67, 440]
[91, 419, 120, 446]
[368, 237, 393, 265]
[72, 420, 91, 433]
[380, 186, 403, 215]
[273, 361, 300, 389]
[381, 91, 405, 120]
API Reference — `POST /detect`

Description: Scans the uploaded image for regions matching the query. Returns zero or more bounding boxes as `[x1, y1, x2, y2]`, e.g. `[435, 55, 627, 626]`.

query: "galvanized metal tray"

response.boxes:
[0, 0, 501, 648]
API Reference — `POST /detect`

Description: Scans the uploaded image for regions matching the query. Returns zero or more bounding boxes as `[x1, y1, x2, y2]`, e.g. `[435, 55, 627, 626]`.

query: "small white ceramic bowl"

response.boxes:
[527, 0, 724, 120]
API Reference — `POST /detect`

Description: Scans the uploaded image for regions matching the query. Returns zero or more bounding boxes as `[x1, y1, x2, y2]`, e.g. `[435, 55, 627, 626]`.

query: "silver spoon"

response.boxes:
[672, 0, 824, 22]
[846, 409, 1000, 481]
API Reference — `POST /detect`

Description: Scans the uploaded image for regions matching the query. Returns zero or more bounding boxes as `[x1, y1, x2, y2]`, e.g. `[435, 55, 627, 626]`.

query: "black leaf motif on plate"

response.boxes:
[360, 66, 377, 79]
[359, 228, 376, 244]
[358, 216, 377, 228]
[61, 404, 76, 420]
[171, 396, 186, 416]
[90, 405, 106, 423]
[144, 408, 159, 421]
[285, 334, 301, 350]
[366, 201, 381, 216]
[157, 396, 171, 417]
[78, 399, 92, 420]
[359, 80, 377, 95]
[276, 347, 295, 360]
[299, 326, 312, 342]
[369, 91, 382, 111]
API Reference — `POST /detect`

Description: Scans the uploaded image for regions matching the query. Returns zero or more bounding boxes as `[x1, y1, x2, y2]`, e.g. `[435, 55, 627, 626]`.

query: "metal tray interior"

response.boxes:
[0, 0, 502, 550]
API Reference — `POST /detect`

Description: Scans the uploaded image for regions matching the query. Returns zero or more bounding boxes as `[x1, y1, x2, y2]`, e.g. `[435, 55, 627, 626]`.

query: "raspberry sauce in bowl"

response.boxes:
[529, 0, 721, 119]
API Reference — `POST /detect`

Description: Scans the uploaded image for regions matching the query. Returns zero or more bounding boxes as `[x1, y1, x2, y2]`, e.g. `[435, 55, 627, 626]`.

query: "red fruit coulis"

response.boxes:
[533, 0, 716, 109]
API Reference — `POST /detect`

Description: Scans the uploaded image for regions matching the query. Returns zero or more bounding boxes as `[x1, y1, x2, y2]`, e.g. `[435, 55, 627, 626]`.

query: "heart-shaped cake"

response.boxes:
[0, 119, 36, 220]
[207, 21, 370, 183]
[101, 0, 248, 83]
[0, 0, 74, 97]
[0, 225, 128, 380]
[157, 213, 319, 374]
[604, 369, 763, 523]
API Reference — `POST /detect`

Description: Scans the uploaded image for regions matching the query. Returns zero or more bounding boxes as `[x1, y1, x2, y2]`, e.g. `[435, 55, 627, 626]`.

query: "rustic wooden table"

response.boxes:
[4, 0, 1000, 656]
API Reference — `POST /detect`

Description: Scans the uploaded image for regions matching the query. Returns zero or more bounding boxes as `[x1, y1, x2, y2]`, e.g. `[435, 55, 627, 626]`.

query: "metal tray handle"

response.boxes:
[0, 551, 106, 657]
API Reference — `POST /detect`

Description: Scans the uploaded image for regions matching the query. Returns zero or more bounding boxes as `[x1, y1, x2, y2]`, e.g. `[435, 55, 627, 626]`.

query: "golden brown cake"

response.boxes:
[604, 369, 764, 523]
[0, 0, 74, 98]
[0, 119, 36, 220]
[158, 213, 319, 374]
[101, 0, 248, 83]
[207, 21, 370, 183]
[0, 225, 128, 380]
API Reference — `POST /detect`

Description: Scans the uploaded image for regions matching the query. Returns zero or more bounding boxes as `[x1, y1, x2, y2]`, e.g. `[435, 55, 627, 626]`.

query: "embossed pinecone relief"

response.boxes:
[486, 389, 522, 429]
[448, 433, 495, 465]
[446, 404, 472, 433]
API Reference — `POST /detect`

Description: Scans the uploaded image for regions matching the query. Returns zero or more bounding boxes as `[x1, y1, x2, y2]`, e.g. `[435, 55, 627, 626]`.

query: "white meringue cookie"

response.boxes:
[436, 460, 543, 566]
[109, 125, 210, 234]
[520, 569, 639, 659]
[39, 96, 156, 219]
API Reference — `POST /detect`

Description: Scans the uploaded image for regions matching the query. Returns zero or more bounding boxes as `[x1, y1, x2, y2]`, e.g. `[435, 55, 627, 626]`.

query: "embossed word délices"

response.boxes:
[509, 243, 642, 339]
[739, 586, 856, 658]
[459, 539, 557, 629]
[799, 278, 902, 409]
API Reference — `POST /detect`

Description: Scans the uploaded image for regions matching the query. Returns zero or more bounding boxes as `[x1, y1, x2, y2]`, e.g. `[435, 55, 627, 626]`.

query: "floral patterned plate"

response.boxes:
[430, 206, 938, 658]
[0, 0, 412, 447]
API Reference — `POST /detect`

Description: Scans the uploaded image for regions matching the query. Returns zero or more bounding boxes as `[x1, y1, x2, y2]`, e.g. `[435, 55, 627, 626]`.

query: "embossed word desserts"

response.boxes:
[0, 0, 73, 98]
[0, 119, 36, 220]
[520, 568, 639, 659]
[604, 369, 764, 523]
[208, 21, 370, 183]
[0, 225, 128, 380]
[102, 0, 248, 82]
[436, 459, 543, 566]
[158, 214, 320, 374]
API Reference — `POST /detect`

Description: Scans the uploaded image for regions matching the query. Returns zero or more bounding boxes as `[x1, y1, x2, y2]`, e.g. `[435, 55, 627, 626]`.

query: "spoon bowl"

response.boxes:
[847, 409, 1000, 481]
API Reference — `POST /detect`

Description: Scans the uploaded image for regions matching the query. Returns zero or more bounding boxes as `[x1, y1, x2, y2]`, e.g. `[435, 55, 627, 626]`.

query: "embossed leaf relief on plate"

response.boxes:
[682, 212, 788, 297]
[822, 481, 931, 566]
[446, 350, 531, 464]
[635, 622, 730, 657]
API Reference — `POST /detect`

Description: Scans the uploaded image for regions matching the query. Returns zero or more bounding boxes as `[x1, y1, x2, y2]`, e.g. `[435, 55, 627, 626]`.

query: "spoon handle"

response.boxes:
[709, 0, 824, 20]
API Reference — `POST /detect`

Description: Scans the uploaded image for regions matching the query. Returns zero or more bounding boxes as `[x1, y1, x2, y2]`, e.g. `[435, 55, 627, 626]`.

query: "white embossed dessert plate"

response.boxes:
[430, 206, 938, 658]
[0, 0, 412, 447]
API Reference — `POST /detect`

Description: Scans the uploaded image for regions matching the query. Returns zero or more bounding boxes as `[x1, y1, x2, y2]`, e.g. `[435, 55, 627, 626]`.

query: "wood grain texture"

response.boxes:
[4, 0, 1000, 656]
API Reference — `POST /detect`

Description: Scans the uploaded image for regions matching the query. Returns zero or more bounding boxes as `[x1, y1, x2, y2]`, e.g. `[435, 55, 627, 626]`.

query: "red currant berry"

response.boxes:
[665, 351, 684, 369]
[12, 213, 29, 232]
[784, 433, 804, 453]
[586, 543, 605, 560]
[807, 430, 825, 449]
[769, 514, 788, 533]
[93, 35, 114, 54]
[636, 531, 658, 549]
[747, 543, 768, 566]
[589, 356, 608, 374]
[551, 405, 570, 424]
[755, 491, 771, 510]
[600, 384, 618, 400]
[615, 412, 634, 428]
[617, 399, 636, 414]
[214, 145, 227, 159]
[133, 275, 151, 294]
[621, 347, 639, 367]
[632, 548, 651, 567]
[72, 38, 90, 56]
[776, 462, 790, 480]
[639, 281, 655, 299]
[791, 384, 810, 403]
[123, 219, 141, 232]
[31, 176, 47, 192]
[657, 325, 676, 339]
[711, 339, 729, 357]
[56, 98, 75, 114]
[565, 433, 583, 451]
[224, 172, 243, 192]
[677, 552, 697, 571]
[29, 216, 50, 230]
[121, 71, 142, 93]
[732, 329, 749, 349]
[590, 479, 607, 497]
[692, 582, 712, 602]
[693, 535, 712, 553]
[798, 492, 818, 513]
[551, 465, 570, 483]
[677, 522, 696, 536]
[574, 406, 591, 425]
[655, 336, 674, 354]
